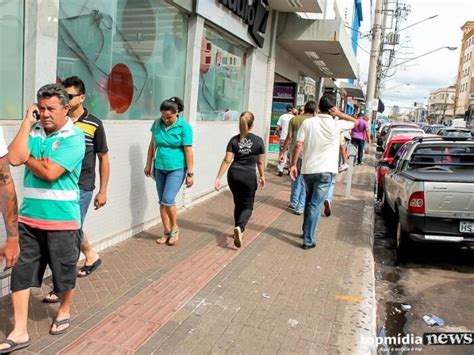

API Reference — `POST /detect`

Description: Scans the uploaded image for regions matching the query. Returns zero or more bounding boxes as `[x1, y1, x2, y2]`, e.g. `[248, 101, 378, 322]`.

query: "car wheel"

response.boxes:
[395, 219, 412, 264]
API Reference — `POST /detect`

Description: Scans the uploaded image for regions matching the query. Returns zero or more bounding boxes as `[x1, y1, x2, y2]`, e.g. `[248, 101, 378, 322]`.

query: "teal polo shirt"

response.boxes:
[18, 118, 85, 230]
[150, 117, 193, 171]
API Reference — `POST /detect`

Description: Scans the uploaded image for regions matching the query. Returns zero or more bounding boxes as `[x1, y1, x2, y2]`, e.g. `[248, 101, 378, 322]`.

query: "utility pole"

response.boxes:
[441, 89, 449, 124]
[374, 0, 389, 99]
[366, 0, 384, 122]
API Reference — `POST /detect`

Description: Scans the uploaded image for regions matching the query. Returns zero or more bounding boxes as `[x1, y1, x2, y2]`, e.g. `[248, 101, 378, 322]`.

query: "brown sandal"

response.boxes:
[156, 232, 170, 245]
[168, 230, 179, 245]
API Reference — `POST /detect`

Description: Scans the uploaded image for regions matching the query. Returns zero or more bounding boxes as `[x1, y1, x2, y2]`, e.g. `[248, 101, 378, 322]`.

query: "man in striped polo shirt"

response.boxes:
[2, 84, 85, 350]
[41, 77, 110, 303]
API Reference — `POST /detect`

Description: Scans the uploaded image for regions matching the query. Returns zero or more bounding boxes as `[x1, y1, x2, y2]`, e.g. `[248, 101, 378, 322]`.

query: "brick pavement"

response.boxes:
[0, 151, 376, 354]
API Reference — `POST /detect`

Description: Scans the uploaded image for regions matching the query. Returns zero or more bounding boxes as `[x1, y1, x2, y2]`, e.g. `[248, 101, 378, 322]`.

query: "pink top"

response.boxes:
[351, 118, 368, 140]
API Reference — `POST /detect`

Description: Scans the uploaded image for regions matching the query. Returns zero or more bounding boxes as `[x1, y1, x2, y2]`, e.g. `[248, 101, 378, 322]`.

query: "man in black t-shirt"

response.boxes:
[43, 76, 110, 303]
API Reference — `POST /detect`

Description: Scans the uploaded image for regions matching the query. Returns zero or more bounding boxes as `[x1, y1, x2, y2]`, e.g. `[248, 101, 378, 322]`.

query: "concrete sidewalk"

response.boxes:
[1, 154, 376, 354]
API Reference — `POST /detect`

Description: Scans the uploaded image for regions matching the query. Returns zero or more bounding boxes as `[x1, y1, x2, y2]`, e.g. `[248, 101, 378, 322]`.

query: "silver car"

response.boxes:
[381, 136, 474, 261]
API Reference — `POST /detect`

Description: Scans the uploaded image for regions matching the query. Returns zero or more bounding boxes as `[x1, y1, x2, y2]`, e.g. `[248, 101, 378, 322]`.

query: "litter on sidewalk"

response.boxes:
[423, 314, 445, 326]
[288, 319, 300, 328]
[401, 304, 412, 311]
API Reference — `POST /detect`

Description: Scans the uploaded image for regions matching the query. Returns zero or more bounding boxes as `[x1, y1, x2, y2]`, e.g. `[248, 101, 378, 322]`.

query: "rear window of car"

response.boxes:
[441, 130, 472, 138]
[409, 145, 474, 167]
[388, 142, 404, 157]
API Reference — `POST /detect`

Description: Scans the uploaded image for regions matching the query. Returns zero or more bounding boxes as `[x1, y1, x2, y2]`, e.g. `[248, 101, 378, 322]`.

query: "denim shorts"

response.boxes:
[155, 168, 186, 206]
[11, 223, 81, 293]
[79, 190, 94, 226]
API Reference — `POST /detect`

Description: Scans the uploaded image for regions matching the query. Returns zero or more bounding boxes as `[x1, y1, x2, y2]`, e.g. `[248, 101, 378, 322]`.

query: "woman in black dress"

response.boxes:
[214, 112, 266, 248]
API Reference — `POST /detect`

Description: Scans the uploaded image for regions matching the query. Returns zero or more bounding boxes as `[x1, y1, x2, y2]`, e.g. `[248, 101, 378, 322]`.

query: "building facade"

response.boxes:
[428, 86, 456, 123]
[0, 0, 359, 295]
[454, 21, 474, 119]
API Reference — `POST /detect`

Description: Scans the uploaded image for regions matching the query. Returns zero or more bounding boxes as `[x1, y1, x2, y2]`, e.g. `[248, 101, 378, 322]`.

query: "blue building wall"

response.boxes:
[349, 0, 363, 84]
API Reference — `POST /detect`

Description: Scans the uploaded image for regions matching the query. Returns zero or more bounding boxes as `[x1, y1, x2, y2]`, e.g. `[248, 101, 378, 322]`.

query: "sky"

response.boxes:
[356, 0, 474, 112]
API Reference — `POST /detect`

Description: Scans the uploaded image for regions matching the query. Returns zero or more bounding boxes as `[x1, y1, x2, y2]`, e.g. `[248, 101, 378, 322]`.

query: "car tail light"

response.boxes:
[408, 191, 425, 214]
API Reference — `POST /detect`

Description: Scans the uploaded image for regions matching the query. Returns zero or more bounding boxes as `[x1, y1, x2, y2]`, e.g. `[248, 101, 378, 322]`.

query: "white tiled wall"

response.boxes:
[0, 17, 275, 296]
[0, 120, 182, 296]
[0, 123, 176, 246]
[191, 49, 273, 200]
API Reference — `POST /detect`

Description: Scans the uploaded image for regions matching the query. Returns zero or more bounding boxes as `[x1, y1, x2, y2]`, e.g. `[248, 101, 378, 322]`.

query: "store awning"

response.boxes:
[340, 83, 365, 100]
[322, 78, 339, 89]
[268, 0, 322, 13]
[277, 14, 358, 79]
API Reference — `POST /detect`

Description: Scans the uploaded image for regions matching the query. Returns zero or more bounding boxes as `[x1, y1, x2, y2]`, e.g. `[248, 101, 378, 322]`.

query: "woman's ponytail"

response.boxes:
[239, 111, 255, 142]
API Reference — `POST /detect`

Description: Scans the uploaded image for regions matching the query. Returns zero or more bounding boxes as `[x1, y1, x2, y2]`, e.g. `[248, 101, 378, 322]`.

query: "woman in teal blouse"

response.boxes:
[144, 97, 194, 245]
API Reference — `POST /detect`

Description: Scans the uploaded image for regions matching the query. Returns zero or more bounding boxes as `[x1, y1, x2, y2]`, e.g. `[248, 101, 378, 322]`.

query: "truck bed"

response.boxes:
[400, 168, 474, 183]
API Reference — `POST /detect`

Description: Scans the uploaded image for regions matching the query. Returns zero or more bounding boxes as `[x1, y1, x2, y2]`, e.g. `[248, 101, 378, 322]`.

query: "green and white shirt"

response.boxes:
[19, 119, 85, 230]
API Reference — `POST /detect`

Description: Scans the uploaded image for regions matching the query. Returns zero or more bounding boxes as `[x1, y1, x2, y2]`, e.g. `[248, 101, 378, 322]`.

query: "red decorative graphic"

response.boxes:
[107, 63, 133, 113]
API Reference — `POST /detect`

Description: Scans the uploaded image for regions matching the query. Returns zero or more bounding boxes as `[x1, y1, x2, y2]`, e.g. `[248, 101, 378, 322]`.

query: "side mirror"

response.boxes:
[376, 146, 384, 152]
[378, 159, 395, 169]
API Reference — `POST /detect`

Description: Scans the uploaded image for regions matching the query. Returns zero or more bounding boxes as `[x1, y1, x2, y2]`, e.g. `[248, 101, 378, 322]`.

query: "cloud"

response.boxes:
[357, 0, 474, 107]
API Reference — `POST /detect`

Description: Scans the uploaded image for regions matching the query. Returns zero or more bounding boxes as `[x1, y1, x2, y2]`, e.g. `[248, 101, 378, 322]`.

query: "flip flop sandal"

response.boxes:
[42, 290, 60, 304]
[77, 259, 102, 278]
[49, 318, 71, 336]
[0, 339, 31, 354]
[156, 232, 170, 245]
[167, 230, 179, 245]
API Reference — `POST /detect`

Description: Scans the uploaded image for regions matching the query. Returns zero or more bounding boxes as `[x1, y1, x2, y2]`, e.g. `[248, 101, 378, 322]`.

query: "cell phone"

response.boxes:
[32, 110, 39, 120]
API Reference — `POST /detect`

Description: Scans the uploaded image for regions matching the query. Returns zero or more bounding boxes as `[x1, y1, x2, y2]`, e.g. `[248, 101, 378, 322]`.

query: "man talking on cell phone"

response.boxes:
[0, 84, 85, 353]
[42, 76, 110, 304]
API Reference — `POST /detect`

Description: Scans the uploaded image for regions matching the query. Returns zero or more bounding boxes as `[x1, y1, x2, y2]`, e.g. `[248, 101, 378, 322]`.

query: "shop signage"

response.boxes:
[273, 84, 295, 99]
[217, 0, 269, 48]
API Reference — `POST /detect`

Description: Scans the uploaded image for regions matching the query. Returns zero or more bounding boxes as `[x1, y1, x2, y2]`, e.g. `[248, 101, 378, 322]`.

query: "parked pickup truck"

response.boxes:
[381, 136, 474, 261]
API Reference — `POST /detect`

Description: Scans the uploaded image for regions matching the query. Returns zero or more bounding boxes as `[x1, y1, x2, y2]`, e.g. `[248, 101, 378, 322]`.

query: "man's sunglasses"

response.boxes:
[68, 93, 82, 100]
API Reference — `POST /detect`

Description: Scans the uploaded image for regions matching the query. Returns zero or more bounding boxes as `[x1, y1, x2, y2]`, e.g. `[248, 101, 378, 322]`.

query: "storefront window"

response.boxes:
[57, 0, 188, 120]
[0, 0, 23, 119]
[197, 27, 247, 121]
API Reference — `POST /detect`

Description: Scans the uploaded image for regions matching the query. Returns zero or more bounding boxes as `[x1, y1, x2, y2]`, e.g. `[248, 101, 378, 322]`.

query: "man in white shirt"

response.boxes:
[290, 94, 356, 249]
[275, 104, 294, 176]
[0, 127, 20, 270]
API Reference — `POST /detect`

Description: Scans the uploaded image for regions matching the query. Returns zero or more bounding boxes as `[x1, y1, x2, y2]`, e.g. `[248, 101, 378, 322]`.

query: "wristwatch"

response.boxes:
[187, 172, 194, 177]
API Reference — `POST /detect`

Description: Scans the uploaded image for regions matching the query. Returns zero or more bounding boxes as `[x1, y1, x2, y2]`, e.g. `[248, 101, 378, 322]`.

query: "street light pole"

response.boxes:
[397, 14, 439, 33]
[385, 46, 457, 71]
[381, 83, 410, 93]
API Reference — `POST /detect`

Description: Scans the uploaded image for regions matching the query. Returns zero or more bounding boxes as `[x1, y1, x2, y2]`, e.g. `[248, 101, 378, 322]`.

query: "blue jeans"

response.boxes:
[302, 173, 335, 246]
[155, 168, 186, 206]
[290, 159, 306, 213]
[79, 190, 93, 227]
[325, 178, 336, 202]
